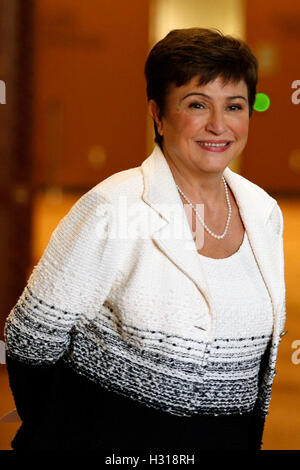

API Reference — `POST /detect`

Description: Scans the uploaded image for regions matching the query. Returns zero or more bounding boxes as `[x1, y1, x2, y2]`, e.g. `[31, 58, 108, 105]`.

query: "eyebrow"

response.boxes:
[181, 92, 247, 102]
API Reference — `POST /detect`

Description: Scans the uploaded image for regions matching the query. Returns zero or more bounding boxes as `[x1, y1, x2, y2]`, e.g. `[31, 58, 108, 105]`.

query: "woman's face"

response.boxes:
[149, 75, 250, 176]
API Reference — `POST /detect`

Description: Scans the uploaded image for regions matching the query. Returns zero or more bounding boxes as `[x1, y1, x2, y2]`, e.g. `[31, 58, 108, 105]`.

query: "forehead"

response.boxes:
[167, 75, 248, 101]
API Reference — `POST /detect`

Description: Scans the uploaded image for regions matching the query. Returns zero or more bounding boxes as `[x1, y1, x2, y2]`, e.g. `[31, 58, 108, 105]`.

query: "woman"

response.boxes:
[4, 27, 286, 451]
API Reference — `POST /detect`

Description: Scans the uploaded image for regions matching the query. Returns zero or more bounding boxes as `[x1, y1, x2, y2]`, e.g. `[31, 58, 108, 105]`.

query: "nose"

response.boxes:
[205, 108, 228, 134]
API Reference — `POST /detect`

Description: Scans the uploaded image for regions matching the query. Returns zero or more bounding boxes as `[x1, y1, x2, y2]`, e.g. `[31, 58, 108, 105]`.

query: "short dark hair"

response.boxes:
[144, 27, 258, 152]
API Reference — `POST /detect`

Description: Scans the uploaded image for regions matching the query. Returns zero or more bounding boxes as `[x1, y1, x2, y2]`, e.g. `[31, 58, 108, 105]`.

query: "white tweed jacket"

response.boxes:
[5, 144, 287, 419]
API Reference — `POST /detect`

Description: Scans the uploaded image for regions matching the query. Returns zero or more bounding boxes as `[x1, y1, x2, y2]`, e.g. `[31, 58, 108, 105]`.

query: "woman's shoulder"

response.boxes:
[224, 167, 283, 235]
[54, 165, 144, 235]
[89, 165, 144, 204]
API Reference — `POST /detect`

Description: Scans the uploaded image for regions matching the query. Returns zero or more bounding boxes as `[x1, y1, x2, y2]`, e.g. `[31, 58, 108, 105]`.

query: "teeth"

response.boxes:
[199, 142, 229, 147]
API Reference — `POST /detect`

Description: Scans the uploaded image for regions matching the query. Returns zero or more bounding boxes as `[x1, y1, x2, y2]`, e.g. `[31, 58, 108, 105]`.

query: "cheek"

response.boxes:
[177, 114, 200, 136]
[234, 119, 249, 139]
[164, 109, 200, 136]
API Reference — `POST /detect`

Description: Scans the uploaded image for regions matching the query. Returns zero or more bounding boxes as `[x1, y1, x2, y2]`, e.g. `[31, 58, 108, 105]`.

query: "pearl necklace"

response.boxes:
[176, 176, 232, 240]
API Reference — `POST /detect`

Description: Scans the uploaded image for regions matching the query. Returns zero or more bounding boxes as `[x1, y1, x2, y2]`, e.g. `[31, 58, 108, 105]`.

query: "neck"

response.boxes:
[163, 148, 227, 209]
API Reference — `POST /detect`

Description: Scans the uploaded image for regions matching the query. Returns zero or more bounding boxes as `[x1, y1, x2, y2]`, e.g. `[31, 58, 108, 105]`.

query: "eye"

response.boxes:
[228, 104, 242, 111]
[188, 102, 204, 109]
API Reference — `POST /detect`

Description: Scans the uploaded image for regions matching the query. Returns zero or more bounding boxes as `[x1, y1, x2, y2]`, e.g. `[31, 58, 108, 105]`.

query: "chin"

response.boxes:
[198, 165, 228, 174]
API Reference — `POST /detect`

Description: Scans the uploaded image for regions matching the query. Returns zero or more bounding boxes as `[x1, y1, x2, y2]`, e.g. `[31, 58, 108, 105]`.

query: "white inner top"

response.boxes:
[192, 230, 274, 413]
[198, 230, 273, 339]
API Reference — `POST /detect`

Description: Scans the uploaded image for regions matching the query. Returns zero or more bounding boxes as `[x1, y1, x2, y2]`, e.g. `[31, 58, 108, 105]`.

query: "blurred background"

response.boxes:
[0, 0, 299, 450]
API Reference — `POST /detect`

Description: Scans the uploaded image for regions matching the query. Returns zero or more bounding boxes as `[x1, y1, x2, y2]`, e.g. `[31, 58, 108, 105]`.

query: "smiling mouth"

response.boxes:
[195, 141, 234, 152]
[197, 141, 232, 148]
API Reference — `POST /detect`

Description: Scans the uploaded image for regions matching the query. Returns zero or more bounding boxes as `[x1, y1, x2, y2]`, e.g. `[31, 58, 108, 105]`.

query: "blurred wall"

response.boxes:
[243, 0, 300, 192]
[0, 0, 34, 339]
[0, 0, 150, 337]
[33, 0, 150, 189]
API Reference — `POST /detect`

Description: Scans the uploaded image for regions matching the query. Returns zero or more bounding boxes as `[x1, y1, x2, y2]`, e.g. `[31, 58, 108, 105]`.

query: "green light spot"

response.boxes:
[254, 93, 271, 112]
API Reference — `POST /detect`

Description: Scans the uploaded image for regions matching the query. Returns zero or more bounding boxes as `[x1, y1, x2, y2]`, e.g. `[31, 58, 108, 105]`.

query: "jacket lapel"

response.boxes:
[141, 145, 282, 319]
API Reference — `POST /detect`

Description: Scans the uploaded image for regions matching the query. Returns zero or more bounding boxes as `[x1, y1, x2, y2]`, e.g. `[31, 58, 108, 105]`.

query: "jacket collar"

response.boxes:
[141, 145, 282, 319]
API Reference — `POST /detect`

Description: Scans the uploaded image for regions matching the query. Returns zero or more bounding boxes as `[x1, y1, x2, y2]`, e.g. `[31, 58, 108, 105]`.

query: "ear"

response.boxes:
[148, 99, 163, 136]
